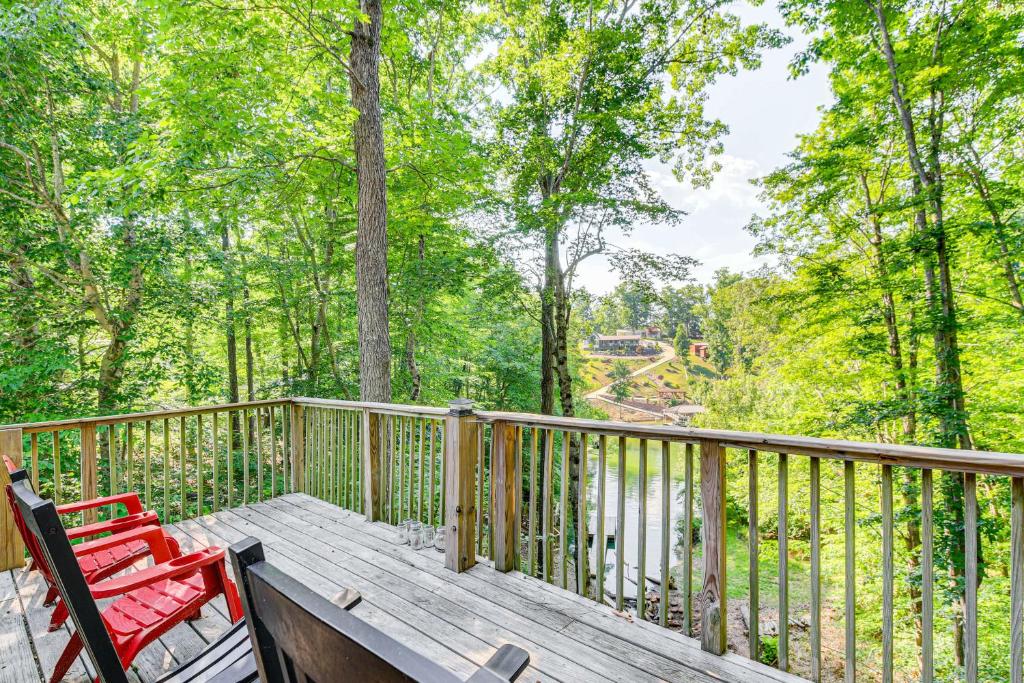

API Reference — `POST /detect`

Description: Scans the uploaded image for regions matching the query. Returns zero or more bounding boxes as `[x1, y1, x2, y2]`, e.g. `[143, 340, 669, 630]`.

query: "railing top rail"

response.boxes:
[291, 397, 450, 417]
[476, 410, 1024, 477]
[0, 398, 293, 434]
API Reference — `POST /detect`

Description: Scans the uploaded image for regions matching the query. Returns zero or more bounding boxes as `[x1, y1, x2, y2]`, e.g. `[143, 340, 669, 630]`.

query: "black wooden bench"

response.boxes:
[229, 536, 532, 683]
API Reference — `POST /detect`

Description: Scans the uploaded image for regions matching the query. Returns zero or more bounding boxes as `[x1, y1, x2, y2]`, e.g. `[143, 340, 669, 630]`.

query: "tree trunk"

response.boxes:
[350, 0, 391, 402]
[222, 223, 241, 448]
[405, 235, 425, 402]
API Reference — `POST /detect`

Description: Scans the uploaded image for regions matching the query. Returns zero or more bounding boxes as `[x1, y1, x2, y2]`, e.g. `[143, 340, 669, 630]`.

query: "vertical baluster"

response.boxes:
[340, 411, 347, 507]
[477, 424, 485, 556]
[438, 420, 446, 523]
[409, 417, 416, 521]
[881, 465, 893, 683]
[616, 436, 627, 611]
[163, 419, 170, 521]
[144, 421, 152, 511]
[748, 449, 758, 660]
[283, 406, 291, 495]
[179, 416, 187, 519]
[577, 433, 588, 596]
[528, 428, 538, 577]
[335, 411, 341, 504]
[123, 426, 132, 502]
[543, 428, 554, 584]
[397, 415, 405, 519]
[682, 443, 694, 635]
[1011, 476, 1023, 683]
[560, 433, 570, 589]
[242, 409, 250, 504]
[637, 439, 648, 620]
[922, 469, 934, 683]
[212, 413, 219, 512]
[810, 456, 821, 681]
[80, 425, 98, 525]
[110, 424, 117, 516]
[53, 431, 62, 504]
[418, 419, 425, 521]
[660, 441, 670, 626]
[30, 433, 39, 494]
[595, 435, 607, 603]
[778, 452, 788, 670]
[227, 411, 235, 508]
[965, 472, 978, 683]
[269, 406, 276, 498]
[429, 421, 437, 525]
[257, 408, 264, 502]
[844, 460, 856, 683]
[388, 415, 396, 523]
[515, 425, 523, 571]
[197, 414, 204, 514]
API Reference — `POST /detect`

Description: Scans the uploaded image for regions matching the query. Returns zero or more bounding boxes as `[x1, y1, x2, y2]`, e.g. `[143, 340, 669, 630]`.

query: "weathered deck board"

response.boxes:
[3, 493, 803, 682]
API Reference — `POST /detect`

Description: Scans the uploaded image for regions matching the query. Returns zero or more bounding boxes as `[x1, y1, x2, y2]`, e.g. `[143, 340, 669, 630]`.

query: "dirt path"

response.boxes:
[584, 341, 676, 401]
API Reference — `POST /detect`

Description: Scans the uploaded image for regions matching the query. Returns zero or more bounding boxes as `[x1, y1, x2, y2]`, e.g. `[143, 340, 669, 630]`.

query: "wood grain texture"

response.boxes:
[844, 460, 856, 683]
[636, 439, 648, 620]
[748, 449, 758, 662]
[965, 472, 978, 683]
[445, 402, 479, 573]
[778, 453, 788, 672]
[881, 465, 893, 683]
[80, 424, 98, 526]
[660, 441, 670, 627]
[491, 421, 518, 572]
[699, 439, 727, 655]
[616, 436, 626, 612]
[921, 468, 933, 683]
[1012, 477, 1023, 683]
[809, 456, 820, 682]
[596, 435, 607, 603]
[0, 428, 24, 570]
[361, 409, 380, 521]
[683, 442, 694, 637]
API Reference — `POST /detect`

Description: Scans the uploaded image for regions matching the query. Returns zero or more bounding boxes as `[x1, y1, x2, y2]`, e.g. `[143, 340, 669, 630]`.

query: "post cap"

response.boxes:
[448, 398, 474, 416]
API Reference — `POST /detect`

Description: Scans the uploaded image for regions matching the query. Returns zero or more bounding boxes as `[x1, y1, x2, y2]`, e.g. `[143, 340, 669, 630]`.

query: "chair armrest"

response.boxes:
[65, 511, 160, 541]
[90, 548, 227, 599]
[73, 524, 174, 565]
[466, 644, 530, 683]
[57, 491, 144, 516]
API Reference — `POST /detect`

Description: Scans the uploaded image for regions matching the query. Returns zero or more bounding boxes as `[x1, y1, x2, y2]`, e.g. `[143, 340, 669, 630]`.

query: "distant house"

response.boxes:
[644, 325, 662, 338]
[590, 333, 660, 355]
[689, 342, 709, 360]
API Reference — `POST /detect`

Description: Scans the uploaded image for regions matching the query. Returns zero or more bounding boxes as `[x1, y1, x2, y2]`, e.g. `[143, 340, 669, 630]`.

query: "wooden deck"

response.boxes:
[1, 493, 804, 683]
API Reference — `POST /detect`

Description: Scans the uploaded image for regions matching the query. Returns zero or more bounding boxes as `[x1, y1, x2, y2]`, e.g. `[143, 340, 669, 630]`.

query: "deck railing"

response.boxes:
[3, 397, 1024, 683]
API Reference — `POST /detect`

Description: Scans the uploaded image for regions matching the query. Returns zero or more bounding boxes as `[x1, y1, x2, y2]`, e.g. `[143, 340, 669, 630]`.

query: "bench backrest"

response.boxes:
[9, 475, 130, 683]
[4, 468, 57, 586]
[230, 537, 464, 683]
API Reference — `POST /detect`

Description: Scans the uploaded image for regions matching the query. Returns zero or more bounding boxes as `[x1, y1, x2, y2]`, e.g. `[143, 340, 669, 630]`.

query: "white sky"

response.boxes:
[573, 2, 833, 293]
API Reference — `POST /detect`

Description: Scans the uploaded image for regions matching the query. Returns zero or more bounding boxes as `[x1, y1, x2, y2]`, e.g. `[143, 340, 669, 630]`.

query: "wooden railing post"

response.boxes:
[699, 439, 727, 655]
[80, 425, 98, 525]
[0, 427, 24, 570]
[445, 399, 478, 573]
[491, 420, 517, 572]
[362, 408, 382, 521]
[290, 403, 305, 493]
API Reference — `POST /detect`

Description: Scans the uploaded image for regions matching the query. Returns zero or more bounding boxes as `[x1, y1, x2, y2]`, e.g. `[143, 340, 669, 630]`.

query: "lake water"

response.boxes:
[583, 440, 692, 593]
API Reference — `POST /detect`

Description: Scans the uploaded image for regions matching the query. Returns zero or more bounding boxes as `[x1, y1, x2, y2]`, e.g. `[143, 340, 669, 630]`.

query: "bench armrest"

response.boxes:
[466, 644, 530, 683]
[57, 491, 144, 516]
[65, 510, 160, 541]
[90, 548, 227, 599]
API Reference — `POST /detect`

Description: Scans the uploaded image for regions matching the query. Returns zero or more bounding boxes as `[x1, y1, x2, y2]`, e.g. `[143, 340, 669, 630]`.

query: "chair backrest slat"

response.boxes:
[9, 476, 130, 683]
[230, 537, 459, 683]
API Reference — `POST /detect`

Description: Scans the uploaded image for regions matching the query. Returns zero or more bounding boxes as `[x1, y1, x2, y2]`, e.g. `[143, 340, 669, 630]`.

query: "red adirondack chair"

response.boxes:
[10, 475, 245, 683]
[3, 459, 181, 631]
